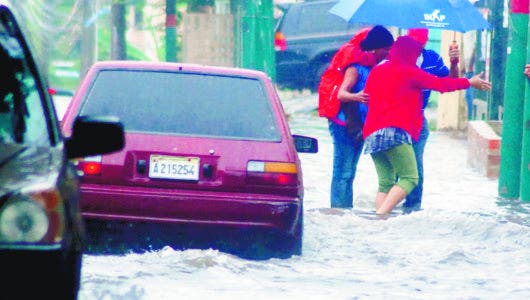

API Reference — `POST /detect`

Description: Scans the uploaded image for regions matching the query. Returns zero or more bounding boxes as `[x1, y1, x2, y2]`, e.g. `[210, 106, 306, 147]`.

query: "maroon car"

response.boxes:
[61, 61, 317, 258]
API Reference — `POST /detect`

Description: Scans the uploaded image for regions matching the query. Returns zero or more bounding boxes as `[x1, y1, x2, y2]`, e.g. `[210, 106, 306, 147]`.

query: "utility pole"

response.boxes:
[499, 0, 529, 200]
[230, 0, 274, 77]
[257, 0, 275, 80]
[165, 0, 177, 62]
[521, 3, 530, 201]
[240, 0, 258, 69]
[488, 0, 508, 120]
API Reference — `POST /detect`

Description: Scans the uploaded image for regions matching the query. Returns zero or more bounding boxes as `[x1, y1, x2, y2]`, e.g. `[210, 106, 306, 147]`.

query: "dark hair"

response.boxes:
[360, 25, 394, 51]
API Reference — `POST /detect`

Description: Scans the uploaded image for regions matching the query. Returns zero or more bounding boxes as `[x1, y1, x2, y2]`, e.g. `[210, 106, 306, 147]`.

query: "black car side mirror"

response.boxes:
[65, 116, 124, 159]
[292, 134, 318, 153]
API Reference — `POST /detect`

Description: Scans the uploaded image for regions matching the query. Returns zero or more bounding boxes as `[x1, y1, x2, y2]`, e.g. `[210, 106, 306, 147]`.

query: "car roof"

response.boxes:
[88, 61, 270, 80]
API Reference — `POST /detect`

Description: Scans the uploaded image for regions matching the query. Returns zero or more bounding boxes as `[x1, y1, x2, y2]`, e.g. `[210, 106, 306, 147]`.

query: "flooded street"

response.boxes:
[79, 92, 530, 300]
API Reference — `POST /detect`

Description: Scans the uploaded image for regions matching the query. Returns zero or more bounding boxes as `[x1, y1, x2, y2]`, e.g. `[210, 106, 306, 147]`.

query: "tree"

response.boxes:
[111, 0, 127, 60]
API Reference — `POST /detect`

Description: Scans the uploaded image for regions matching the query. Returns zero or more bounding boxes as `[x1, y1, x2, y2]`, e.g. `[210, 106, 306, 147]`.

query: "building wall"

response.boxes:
[181, 13, 234, 67]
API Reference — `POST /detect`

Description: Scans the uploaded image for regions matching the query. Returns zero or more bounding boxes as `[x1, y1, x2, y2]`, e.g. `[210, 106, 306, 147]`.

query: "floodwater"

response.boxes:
[79, 92, 530, 300]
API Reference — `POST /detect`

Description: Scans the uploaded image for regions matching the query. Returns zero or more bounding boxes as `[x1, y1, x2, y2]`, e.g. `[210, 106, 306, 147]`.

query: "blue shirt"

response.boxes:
[418, 49, 450, 108]
[336, 64, 370, 124]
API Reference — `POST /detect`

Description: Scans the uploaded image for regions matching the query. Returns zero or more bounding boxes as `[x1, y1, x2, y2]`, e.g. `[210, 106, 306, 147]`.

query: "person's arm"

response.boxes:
[337, 66, 369, 103]
[413, 67, 490, 93]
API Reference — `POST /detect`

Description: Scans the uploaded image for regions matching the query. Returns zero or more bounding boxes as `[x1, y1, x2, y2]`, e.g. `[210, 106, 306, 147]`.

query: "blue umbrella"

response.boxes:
[329, 0, 490, 32]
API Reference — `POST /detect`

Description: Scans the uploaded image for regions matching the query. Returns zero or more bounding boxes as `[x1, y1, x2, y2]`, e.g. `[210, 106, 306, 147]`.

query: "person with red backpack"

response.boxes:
[318, 25, 394, 208]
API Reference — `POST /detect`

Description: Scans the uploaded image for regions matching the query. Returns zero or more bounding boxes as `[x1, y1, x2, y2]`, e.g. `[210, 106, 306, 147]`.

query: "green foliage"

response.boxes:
[47, 0, 192, 90]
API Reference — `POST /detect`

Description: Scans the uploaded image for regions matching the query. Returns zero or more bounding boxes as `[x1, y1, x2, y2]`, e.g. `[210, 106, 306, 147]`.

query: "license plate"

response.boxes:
[149, 155, 199, 181]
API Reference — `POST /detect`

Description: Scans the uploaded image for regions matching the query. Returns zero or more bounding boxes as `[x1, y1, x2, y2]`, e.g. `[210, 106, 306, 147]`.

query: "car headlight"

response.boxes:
[0, 188, 64, 246]
[0, 197, 49, 242]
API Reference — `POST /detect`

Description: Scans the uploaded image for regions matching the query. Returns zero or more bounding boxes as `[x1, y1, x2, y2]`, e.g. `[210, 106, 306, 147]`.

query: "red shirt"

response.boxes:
[362, 36, 470, 141]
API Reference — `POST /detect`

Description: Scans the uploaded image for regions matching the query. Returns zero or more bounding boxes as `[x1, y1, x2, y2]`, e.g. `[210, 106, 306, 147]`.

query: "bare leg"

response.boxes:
[375, 192, 387, 210]
[376, 185, 407, 215]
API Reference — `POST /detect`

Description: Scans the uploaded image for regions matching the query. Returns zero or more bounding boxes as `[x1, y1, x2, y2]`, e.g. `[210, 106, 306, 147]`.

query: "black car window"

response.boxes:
[285, 2, 351, 36]
[80, 70, 282, 141]
[299, 3, 350, 34]
[0, 30, 49, 146]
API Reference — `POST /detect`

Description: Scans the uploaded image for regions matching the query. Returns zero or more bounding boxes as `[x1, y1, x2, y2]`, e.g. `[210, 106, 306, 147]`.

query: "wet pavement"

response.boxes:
[79, 91, 530, 300]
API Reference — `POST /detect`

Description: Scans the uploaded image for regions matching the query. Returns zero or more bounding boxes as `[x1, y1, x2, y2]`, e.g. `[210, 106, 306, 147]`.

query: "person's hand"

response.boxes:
[353, 91, 369, 103]
[449, 42, 459, 64]
[469, 72, 491, 91]
[524, 64, 530, 78]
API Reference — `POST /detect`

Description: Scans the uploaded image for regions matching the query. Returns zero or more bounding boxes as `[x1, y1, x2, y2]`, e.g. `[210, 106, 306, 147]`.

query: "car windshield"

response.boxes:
[79, 70, 281, 141]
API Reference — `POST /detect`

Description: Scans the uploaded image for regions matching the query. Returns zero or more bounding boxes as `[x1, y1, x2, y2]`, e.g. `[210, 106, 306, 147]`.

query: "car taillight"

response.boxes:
[0, 187, 64, 245]
[246, 161, 299, 186]
[274, 32, 287, 51]
[76, 155, 102, 176]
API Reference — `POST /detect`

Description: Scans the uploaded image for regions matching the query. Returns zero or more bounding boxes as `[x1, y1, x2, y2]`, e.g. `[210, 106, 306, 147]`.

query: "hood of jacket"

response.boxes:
[388, 35, 422, 66]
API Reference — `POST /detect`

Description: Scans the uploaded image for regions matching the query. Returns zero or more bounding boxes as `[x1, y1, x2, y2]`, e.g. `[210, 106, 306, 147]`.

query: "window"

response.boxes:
[80, 70, 281, 141]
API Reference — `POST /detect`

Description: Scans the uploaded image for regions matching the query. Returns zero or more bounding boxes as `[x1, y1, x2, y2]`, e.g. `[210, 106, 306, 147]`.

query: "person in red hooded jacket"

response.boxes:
[362, 35, 491, 215]
[325, 25, 394, 208]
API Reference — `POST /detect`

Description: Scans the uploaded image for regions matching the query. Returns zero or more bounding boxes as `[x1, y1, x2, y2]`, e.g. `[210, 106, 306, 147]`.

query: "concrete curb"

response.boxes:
[467, 120, 502, 179]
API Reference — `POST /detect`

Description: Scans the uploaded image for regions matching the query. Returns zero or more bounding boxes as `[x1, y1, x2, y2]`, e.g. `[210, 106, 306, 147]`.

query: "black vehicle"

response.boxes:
[0, 4, 124, 299]
[274, 0, 361, 91]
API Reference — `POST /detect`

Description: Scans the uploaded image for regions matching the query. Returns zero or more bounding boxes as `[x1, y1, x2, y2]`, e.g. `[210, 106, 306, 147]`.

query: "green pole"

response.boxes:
[473, 2, 487, 104]
[241, 0, 257, 69]
[522, 4, 530, 201]
[165, 0, 177, 62]
[230, 0, 243, 67]
[488, 0, 508, 120]
[499, 0, 528, 199]
[257, 0, 275, 79]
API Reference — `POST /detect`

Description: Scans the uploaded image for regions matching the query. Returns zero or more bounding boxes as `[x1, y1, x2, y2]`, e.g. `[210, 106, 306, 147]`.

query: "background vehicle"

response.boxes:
[48, 87, 74, 121]
[60, 61, 318, 259]
[0, 4, 124, 299]
[274, 0, 361, 91]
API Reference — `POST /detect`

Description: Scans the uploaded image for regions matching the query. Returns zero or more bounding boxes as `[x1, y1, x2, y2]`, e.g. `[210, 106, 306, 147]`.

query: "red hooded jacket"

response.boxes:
[362, 36, 470, 141]
[317, 28, 377, 119]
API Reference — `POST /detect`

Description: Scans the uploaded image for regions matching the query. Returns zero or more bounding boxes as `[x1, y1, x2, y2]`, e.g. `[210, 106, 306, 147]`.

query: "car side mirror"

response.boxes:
[65, 116, 124, 159]
[292, 135, 318, 153]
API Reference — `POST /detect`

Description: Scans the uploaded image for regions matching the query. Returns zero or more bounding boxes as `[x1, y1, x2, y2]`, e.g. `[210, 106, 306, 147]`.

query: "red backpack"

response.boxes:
[317, 28, 374, 119]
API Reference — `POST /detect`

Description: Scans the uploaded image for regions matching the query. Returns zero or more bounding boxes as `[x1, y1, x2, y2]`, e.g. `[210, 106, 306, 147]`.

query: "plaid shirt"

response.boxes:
[363, 127, 412, 154]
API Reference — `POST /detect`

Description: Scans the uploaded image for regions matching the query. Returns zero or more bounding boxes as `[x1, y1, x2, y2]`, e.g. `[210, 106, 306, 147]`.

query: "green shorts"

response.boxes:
[370, 143, 419, 194]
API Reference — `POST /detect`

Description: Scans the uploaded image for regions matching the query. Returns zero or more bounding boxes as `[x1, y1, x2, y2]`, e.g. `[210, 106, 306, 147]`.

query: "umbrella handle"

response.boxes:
[449, 41, 459, 64]
[449, 40, 460, 78]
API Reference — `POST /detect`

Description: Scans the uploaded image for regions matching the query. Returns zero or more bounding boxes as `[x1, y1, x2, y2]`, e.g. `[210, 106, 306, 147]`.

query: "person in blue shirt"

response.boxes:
[328, 25, 394, 208]
[402, 28, 460, 213]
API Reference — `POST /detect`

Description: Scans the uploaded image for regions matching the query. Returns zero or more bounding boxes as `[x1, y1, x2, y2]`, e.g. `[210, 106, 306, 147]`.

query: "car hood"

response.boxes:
[0, 143, 63, 196]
